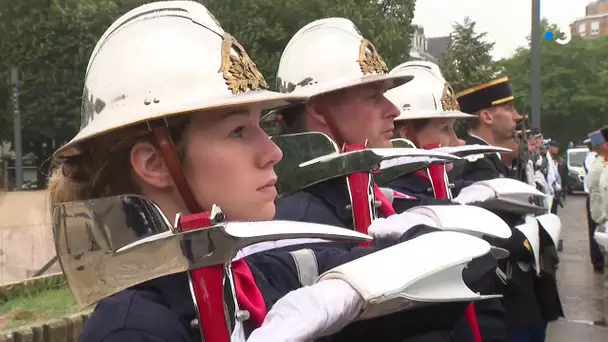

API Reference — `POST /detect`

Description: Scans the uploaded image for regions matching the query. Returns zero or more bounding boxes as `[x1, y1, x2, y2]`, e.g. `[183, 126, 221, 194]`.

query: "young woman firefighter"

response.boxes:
[383, 62, 563, 342]
[49, 2, 499, 342]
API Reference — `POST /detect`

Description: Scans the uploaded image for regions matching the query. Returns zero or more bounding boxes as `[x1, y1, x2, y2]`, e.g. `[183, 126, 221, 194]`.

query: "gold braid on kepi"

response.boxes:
[455, 76, 514, 114]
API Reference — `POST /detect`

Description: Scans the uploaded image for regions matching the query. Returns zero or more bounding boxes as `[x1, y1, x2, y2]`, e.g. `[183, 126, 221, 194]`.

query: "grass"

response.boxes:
[0, 283, 80, 331]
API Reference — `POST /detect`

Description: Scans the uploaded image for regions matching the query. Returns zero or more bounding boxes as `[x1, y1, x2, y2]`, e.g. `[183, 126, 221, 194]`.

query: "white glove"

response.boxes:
[453, 184, 496, 205]
[594, 231, 608, 251]
[367, 212, 438, 240]
[603, 221, 608, 233]
[247, 279, 363, 342]
[554, 183, 562, 192]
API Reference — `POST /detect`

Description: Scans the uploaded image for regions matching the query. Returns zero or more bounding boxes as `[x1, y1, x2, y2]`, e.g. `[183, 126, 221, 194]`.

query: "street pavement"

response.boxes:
[547, 194, 608, 341]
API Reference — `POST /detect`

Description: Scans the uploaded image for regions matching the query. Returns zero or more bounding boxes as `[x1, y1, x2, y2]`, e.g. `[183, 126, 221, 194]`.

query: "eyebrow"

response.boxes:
[220, 109, 250, 120]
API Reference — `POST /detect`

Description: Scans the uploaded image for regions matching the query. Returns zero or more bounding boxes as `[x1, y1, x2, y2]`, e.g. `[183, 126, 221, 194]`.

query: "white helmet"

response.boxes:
[276, 18, 412, 97]
[55, 1, 305, 157]
[391, 61, 445, 81]
[384, 62, 473, 121]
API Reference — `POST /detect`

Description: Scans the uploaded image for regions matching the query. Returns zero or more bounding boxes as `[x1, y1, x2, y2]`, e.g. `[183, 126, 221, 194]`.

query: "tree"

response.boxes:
[0, 0, 121, 188]
[0, 0, 417, 188]
[499, 20, 608, 144]
[439, 17, 501, 93]
[204, 0, 416, 87]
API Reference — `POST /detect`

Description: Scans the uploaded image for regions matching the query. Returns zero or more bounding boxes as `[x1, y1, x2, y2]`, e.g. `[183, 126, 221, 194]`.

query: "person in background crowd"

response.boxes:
[545, 141, 563, 215]
[544, 140, 563, 251]
[558, 157, 568, 201]
[588, 127, 608, 277]
[583, 139, 603, 273]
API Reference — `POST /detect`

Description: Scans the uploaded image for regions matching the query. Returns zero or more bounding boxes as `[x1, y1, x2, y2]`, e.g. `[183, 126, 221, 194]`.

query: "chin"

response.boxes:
[373, 139, 393, 149]
[229, 203, 275, 222]
[257, 203, 276, 221]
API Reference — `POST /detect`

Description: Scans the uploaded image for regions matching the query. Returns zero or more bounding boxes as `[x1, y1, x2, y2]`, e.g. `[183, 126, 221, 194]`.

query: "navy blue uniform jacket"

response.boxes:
[275, 177, 501, 342]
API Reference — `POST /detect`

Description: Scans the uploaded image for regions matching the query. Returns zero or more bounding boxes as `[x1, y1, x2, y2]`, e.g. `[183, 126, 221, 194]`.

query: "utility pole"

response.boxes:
[531, 0, 541, 130]
[11, 67, 23, 190]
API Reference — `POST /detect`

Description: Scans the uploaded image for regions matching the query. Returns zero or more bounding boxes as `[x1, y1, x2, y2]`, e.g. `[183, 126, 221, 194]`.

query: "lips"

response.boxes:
[383, 127, 395, 136]
[258, 177, 277, 191]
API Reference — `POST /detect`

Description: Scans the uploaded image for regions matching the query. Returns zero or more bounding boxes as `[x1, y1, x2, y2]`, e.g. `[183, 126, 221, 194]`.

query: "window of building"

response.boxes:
[579, 23, 586, 35]
[591, 20, 600, 34]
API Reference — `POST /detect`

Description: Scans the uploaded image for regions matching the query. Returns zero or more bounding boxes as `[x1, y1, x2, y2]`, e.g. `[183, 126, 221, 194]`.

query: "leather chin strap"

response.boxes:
[149, 120, 203, 214]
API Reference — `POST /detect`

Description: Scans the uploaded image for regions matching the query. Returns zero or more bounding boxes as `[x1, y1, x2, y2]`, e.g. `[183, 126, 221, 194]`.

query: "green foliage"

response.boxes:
[499, 19, 608, 144]
[439, 17, 502, 93]
[0, 0, 417, 188]
[0, 0, 123, 187]
[204, 0, 416, 87]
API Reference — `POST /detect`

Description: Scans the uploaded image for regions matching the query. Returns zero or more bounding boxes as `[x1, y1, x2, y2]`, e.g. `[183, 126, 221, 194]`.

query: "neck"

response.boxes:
[470, 127, 499, 146]
[306, 118, 342, 147]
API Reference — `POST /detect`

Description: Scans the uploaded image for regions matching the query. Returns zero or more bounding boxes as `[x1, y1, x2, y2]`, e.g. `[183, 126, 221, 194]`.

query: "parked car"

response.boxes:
[565, 146, 589, 193]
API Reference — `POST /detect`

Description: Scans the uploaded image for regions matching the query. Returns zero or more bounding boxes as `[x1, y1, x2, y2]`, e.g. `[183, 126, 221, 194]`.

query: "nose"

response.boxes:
[512, 109, 522, 123]
[257, 129, 283, 169]
[382, 95, 400, 120]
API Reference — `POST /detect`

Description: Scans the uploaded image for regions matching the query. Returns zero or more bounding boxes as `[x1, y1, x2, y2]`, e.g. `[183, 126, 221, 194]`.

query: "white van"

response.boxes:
[566, 146, 589, 193]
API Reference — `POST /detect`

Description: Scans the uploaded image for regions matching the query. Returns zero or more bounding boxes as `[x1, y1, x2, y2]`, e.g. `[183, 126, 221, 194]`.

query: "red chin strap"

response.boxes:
[149, 121, 202, 213]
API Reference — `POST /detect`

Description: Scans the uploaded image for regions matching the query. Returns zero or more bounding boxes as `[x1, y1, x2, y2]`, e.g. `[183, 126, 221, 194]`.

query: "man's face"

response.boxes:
[315, 83, 399, 148]
[549, 146, 559, 155]
[527, 138, 538, 152]
[481, 102, 521, 142]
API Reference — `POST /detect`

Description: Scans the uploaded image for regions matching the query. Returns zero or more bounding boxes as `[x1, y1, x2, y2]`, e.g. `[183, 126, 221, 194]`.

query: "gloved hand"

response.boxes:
[596, 221, 608, 233]
[554, 183, 562, 192]
[367, 212, 438, 240]
[594, 230, 608, 251]
[452, 183, 496, 205]
[247, 279, 363, 342]
[534, 172, 548, 192]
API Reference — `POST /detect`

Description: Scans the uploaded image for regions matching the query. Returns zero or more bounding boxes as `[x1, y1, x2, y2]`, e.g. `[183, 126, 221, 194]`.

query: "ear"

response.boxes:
[397, 125, 408, 139]
[130, 142, 174, 189]
[306, 97, 329, 126]
[479, 109, 493, 125]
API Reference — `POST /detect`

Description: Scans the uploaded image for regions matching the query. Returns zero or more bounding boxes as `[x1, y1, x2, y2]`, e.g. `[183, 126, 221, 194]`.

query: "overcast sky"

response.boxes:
[413, 0, 592, 60]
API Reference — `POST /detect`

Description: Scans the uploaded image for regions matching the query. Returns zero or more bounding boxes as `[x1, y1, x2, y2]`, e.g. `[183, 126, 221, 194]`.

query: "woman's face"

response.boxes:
[182, 105, 283, 221]
[411, 118, 462, 147]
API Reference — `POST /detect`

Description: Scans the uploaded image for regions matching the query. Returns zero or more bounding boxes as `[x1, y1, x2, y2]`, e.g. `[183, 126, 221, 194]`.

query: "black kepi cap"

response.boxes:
[456, 76, 514, 114]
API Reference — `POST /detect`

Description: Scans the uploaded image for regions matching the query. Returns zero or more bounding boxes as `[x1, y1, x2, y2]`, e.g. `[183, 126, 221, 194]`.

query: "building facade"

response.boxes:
[570, 0, 608, 39]
[410, 26, 437, 62]
[427, 36, 452, 62]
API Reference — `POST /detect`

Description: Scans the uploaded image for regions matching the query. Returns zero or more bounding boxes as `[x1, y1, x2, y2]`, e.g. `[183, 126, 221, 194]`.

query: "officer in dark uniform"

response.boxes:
[452, 76, 520, 181]
[454, 77, 563, 342]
